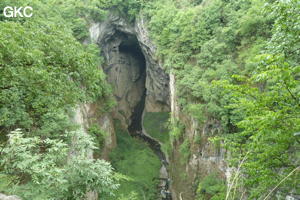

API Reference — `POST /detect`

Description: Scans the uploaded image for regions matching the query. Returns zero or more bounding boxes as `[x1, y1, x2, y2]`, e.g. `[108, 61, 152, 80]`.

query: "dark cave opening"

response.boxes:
[120, 32, 169, 163]
[119, 37, 146, 68]
[122, 34, 171, 200]
[119, 34, 147, 134]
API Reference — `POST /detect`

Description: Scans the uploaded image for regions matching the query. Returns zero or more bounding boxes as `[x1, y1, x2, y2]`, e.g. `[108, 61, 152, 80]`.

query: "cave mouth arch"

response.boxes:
[99, 24, 172, 199]
[115, 31, 172, 200]
[114, 31, 147, 134]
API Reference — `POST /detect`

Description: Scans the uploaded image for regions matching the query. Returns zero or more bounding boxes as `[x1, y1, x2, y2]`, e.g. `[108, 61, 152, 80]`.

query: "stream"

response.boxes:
[128, 91, 172, 200]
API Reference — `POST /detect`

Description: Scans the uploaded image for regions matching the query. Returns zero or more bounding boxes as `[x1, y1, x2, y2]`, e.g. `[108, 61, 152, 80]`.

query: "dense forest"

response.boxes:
[0, 0, 299, 200]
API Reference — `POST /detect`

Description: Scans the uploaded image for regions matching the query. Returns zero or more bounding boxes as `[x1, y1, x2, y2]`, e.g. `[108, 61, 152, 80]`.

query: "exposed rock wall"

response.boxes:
[135, 17, 170, 112]
[71, 104, 116, 200]
[169, 74, 228, 200]
[89, 14, 170, 128]
[72, 104, 116, 160]
[89, 12, 228, 200]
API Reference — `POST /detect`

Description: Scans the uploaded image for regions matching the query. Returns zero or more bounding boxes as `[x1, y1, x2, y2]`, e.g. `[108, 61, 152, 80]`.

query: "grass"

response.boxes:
[109, 120, 161, 199]
[143, 112, 170, 144]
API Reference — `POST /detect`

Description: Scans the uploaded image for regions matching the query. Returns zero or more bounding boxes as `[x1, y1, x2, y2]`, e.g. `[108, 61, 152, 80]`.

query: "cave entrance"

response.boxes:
[118, 35, 146, 67]
[100, 26, 172, 199]
[116, 32, 147, 134]
[119, 33, 172, 200]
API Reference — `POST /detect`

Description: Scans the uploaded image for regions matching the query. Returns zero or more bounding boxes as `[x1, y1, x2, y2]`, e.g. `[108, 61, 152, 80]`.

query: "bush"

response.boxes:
[0, 129, 119, 200]
[196, 174, 226, 200]
[179, 138, 191, 163]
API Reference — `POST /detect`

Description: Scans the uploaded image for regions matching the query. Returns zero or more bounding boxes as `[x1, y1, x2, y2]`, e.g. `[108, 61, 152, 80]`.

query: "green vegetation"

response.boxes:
[196, 174, 226, 200]
[179, 138, 191, 164]
[109, 121, 161, 200]
[98, 0, 145, 22]
[141, 0, 300, 198]
[0, 0, 299, 199]
[88, 123, 108, 158]
[0, 0, 113, 138]
[0, 129, 118, 200]
[143, 111, 172, 157]
[143, 112, 169, 143]
[0, 0, 116, 199]
[169, 117, 185, 141]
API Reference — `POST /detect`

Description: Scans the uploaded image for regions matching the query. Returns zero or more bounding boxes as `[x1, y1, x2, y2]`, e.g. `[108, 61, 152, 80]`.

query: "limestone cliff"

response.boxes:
[72, 104, 116, 160]
[71, 104, 116, 200]
[89, 14, 170, 128]
[169, 74, 228, 200]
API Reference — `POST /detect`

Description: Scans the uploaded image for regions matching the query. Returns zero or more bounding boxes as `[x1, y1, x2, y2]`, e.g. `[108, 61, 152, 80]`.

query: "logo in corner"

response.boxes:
[3, 6, 33, 18]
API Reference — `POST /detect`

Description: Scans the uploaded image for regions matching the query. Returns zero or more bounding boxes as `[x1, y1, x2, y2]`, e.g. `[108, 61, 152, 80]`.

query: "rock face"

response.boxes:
[71, 104, 116, 200]
[89, 14, 170, 127]
[0, 193, 21, 200]
[72, 104, 116, 160]
[169, 74, 228, 200]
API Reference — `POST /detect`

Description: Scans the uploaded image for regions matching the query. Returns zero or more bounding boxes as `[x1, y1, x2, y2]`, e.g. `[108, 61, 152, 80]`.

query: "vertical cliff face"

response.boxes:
[72, 104, 116, 161]
[89, 14, 170, 128]
[103, 30, 147, 127]
[169, 75, 228, 200]
[71, 103, 119, 200]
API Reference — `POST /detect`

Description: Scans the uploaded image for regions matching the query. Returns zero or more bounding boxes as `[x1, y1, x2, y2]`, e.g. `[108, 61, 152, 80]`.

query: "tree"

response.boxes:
[217, 0, 300, 198]
[0, 16, 111, 138]
[0, 129, 119, 200]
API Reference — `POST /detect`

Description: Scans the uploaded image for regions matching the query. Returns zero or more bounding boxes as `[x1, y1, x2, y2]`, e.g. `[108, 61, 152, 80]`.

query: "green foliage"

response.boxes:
[88, 123, 107, 157]
[213, 0, 300, 198]
[266, 0, 300, 62]
[219, 54, 300, 198]
[0, 0, 299, 198]
[0, 174, 16, 193]
[98, 0, 146, 22]
[146, 0, 273, 132]
[0, 1, 117, 197]
[143, 112, 171, 156]
[169, 117, 185, 140]
[55, 0, 107, 40]
[0, 1, 112, 138]
[179, 138, 191, 163]
[117, 191, 139, 200]
[0, 0, 107, 40]
[143, 112, 169, 143]
[144, 0, 299, 197]
[0, 129, 119, 200]
[194, 133, 202, 145]
[196, 174, 226, 200]
[108, 121, 161, 199]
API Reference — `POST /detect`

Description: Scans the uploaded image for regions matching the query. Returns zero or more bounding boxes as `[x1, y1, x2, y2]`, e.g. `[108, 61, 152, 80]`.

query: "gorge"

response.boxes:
[87, 12, 229, 200]
[0, 1, 299, 200]
[89, 14, 174, 199]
